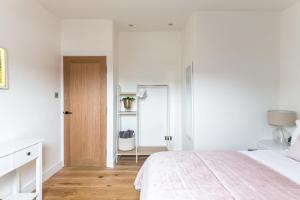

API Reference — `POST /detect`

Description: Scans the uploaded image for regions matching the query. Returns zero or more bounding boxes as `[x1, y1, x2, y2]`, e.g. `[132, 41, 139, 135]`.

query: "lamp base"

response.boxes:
[272, 127, 290, 145]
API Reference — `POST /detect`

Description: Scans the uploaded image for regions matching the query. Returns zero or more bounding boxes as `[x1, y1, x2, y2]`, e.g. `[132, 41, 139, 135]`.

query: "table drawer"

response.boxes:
[0, 155, 13, 177]
[13, 145, 39, 169]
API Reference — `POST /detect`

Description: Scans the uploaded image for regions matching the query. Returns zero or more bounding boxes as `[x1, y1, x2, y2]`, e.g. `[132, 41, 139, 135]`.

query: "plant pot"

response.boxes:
[123, 99, 132, 110]
[119, 137, 135, 151]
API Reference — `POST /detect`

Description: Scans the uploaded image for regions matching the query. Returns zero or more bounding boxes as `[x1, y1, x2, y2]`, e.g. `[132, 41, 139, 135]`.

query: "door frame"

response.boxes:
[61, 51, 115, 168]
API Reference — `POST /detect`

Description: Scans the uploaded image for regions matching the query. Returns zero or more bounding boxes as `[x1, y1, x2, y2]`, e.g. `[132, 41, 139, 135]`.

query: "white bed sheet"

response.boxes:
[241, 150, 300, 185]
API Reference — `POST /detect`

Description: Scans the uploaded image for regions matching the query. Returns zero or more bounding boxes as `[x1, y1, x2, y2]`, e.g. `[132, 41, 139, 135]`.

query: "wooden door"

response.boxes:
[64, 56, 107, 167]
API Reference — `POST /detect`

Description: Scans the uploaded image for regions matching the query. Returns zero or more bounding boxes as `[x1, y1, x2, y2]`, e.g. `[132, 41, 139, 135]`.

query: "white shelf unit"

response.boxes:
[119, 92, 137, 96]
[118, 111, 137, 115]
[116, 85, 170, 163]
[116, 87, 139, 163]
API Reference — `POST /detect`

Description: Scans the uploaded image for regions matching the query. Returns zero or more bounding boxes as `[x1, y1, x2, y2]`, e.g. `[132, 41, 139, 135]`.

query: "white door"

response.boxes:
[139, 87, 169, 147]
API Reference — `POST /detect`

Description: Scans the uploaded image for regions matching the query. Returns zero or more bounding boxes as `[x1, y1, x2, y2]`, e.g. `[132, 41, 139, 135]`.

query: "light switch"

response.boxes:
[54, 92, 59, 99]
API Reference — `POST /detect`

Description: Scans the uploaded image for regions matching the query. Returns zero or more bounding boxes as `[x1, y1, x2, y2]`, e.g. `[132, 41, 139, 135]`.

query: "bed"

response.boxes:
[135, 150, 300, 200]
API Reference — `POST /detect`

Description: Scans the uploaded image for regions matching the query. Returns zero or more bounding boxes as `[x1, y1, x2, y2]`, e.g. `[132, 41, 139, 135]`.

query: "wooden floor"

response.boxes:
[43, 156, 146, 200]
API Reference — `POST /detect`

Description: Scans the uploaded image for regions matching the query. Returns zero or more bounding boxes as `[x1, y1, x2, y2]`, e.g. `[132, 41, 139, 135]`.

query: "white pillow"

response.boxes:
[291, 120, 300, 146]
[288, 136, 300, 162]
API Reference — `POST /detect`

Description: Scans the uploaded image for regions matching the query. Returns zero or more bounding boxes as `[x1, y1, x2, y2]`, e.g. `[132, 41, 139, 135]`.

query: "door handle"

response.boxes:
[63, 111, 73, 115]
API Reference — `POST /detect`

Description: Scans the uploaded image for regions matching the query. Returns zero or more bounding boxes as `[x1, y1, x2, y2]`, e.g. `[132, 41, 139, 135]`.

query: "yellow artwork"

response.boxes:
[0, 48, 7, 88]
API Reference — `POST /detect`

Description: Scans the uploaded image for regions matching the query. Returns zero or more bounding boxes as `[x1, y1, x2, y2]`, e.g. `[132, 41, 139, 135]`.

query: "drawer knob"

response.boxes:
[27, 152, 31, 156]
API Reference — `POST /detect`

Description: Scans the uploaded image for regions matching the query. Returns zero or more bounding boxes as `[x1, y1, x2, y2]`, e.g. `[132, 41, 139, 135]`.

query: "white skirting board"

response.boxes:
[22, 161, 63, 193]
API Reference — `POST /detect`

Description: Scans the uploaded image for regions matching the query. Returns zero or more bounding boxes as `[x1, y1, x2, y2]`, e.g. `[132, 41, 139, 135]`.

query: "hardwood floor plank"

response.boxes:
[43, 157, 146, 200]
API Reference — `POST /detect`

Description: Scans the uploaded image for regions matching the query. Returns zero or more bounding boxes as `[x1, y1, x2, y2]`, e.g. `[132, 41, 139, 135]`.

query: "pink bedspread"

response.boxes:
[135, 151, 300, 200]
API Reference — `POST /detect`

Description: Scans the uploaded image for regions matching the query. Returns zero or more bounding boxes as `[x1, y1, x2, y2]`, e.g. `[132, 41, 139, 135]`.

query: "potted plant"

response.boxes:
[121, 96, 135, 111]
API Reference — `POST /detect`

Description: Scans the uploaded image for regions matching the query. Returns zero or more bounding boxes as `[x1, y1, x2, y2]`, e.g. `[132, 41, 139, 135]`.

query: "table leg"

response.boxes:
[13, 170, 20, 194]
[36, 143, 43, 200]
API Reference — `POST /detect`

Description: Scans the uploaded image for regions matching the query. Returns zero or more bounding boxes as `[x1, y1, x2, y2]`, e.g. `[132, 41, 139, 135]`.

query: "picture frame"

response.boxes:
[0, 47, 8, 89]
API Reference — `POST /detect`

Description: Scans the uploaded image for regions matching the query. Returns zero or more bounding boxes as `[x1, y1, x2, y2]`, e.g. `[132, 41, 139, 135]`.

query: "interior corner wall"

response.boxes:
[183, 11, 280, 151]
[182, 14, 197, 150]
[279, 2, 300, 116]
[118, 32, 182, 150]
[112, 23, 119, 166]
[0, 0, 61, 197]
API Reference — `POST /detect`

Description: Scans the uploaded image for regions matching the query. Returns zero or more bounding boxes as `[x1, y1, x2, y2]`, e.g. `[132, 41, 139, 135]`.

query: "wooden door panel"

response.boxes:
[64, 57, 106, 167]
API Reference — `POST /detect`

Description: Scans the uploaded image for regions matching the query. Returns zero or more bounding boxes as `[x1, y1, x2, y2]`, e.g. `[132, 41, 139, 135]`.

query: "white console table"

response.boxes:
[0, 139, 43, 200]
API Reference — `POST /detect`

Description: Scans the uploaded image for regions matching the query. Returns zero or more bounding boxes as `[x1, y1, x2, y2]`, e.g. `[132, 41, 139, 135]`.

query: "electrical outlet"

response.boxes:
[165, 136, 172, 141]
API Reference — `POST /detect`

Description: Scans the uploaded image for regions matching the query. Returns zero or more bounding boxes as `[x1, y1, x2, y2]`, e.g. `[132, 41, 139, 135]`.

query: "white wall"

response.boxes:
[182, 14, 197, 69]
[0, 0, 61, 197]
[61, 19, 116, 167]
[61, 19, 113, 53]
[183, 12, 280, 150]
[118, 32, 182, 150]
[280, 2, 300, 115]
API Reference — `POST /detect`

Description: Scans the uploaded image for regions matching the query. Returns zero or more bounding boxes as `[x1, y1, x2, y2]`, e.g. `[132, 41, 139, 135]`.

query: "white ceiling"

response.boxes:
[39, 0, 298, 31]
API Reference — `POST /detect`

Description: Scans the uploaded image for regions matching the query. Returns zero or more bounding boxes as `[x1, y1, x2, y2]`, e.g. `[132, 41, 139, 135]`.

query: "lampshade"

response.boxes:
[267, 110, 297, 127]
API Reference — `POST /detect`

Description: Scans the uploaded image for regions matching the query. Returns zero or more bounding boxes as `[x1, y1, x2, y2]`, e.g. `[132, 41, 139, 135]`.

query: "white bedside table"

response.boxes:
[257, 140, 289, 150]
